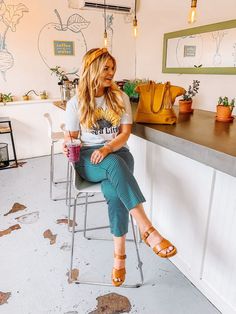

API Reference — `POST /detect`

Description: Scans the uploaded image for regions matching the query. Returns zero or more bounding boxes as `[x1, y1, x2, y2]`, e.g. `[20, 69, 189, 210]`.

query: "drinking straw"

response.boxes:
[69, 131, 73, 143]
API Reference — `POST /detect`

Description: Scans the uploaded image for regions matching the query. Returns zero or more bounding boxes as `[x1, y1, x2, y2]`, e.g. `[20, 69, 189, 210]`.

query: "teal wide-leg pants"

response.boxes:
[75, 146, 146, 237]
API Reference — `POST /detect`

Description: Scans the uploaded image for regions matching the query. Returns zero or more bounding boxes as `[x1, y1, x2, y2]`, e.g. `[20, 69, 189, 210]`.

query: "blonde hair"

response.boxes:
[78, 48, 125, 128]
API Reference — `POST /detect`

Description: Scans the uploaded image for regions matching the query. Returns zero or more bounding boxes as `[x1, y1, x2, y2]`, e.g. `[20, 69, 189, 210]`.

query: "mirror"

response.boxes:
[162, 19, 236, 74]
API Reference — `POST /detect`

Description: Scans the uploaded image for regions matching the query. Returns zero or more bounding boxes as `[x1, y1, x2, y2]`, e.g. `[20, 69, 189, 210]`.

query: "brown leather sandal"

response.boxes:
[142, 226, 177, 258]
[112, 253, 126, 287]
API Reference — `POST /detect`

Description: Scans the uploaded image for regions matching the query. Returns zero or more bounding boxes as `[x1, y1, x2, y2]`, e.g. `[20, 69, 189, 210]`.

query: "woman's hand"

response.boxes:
[63, 131, 79, 157]
[91, 146, 111, 164]
[62, 142, 68, 157]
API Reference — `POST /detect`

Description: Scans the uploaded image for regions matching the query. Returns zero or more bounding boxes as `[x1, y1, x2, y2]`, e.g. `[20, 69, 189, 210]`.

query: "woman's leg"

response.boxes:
[113, 234, 126, 269]
[77, 147, 175, 257]
[130, 204, 174, 254]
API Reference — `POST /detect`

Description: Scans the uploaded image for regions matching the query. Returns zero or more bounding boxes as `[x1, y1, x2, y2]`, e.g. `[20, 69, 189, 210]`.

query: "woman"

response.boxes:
[64, 48, 177, 287]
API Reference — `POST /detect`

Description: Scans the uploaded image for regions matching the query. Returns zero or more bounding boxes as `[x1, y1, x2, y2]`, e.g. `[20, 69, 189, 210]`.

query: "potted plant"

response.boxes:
[39, 90, 48, 100]
[22, 90, 38, 101]
[216, 96, 235, 122]
[179, 80, 200, 113]
[1, 93, 13, 105]
[50, 66, 69, 84]
[123, 79, 147, 103]
[50, 66, 78, 101]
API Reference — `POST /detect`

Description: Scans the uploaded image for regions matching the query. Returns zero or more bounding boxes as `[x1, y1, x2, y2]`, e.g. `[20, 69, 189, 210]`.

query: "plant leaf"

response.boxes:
[67, 14, 90, 33]
[3, 3, 29, 32]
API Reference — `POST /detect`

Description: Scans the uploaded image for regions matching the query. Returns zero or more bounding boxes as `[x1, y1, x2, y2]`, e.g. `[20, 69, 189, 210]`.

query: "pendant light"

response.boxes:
[103, 0, 108, 47]
[133, 0, 138, 37]
[188, 0, 197, 24]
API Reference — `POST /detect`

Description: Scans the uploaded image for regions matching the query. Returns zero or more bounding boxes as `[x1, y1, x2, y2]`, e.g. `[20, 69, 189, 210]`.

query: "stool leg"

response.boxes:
[50, 142, 54, 200]
[83, 193, 89, 238]
[130, 215, 144, 286]
[69, 193, 80, 282]
[65, 161, 70, 205]
[68, 164, 73, 232]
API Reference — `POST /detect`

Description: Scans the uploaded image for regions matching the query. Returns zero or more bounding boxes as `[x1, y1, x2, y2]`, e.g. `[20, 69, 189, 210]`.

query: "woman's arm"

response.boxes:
[91, 124, 132, 164]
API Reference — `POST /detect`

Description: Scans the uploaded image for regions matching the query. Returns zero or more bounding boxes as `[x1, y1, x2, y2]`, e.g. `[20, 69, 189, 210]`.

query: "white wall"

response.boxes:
[1, 0, 236, 112]
[0, 0, 135, 100]
[136, 0, 236, 113]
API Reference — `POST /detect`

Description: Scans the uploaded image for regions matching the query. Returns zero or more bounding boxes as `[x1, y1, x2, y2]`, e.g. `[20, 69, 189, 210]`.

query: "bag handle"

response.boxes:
[150, 82, 168, 114]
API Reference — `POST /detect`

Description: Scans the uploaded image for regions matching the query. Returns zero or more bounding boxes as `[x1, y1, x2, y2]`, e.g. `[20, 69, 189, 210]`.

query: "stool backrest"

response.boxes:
[43, 113, 53, 138]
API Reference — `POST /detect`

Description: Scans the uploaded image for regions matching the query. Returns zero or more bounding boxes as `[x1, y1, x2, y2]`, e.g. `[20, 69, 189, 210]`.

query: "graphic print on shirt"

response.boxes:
[89, 108, 121, 135]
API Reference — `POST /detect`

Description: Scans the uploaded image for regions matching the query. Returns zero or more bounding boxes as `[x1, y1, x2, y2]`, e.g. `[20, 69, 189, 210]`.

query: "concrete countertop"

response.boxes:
[132, 106, 236, 177]
[53, 101, 236, 177]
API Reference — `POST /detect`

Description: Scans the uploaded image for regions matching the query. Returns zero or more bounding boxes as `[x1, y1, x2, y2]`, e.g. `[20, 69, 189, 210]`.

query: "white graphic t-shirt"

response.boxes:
[65, 92, 132, 147]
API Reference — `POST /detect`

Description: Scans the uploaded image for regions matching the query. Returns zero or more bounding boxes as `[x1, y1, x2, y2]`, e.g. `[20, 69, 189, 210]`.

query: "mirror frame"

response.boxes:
[162, 19, 236, 75]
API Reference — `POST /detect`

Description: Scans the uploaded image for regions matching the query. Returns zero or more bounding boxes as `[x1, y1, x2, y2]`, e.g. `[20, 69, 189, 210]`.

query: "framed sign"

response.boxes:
[162, 19, 236, 74]
[54, 40, 75, 56]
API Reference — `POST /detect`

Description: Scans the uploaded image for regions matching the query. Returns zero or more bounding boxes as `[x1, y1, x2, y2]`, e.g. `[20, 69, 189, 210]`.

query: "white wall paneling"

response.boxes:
[130, 135, 236, 314]
[201, 171, 236, 314]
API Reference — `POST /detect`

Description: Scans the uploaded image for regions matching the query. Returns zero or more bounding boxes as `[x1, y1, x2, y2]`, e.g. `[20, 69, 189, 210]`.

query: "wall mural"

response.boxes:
[0, 0, 28, 81]
[38, 9, 90, 76]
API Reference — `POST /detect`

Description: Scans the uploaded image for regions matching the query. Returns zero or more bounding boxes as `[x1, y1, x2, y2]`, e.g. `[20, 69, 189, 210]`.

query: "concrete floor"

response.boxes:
[0, 155, 221, 314]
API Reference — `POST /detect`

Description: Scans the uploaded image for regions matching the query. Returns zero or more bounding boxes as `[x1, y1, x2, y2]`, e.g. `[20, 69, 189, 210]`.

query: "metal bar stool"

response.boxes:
[68, 162, 144, 288]
[43, 113, 67, 201]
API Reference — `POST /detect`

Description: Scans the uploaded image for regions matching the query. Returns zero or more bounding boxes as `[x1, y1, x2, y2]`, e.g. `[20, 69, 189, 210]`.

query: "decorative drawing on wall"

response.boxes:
[233, 43, 236, 67]
[106, 14, 114, 53]
[175, 35, 203, 68]
[211, 31, 227, 66]
[0, 0, 28, 81]
[38, 9, 90, 76]
[166, 29, 236, 69]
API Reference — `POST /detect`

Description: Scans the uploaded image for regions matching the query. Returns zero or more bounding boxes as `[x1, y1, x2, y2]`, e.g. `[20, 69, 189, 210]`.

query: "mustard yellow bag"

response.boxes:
[134, 81, 185, 124]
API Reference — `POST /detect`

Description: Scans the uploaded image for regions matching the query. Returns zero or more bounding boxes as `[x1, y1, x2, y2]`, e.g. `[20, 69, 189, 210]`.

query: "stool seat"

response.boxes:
[74, 171, 102, 193]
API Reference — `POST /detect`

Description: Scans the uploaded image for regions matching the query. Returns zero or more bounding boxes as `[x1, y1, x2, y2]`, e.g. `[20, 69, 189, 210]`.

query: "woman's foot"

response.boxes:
[142, 226, 177, 258]
[112, 253, 126, 287]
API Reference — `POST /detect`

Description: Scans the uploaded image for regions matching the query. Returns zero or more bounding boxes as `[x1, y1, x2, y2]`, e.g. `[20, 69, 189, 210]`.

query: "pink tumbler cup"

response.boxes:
[67, 140, 81, 163]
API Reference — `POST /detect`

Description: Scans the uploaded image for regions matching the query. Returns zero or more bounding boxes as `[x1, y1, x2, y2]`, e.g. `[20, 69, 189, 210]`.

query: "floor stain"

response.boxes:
[0, 224, 21, 237]
[12, 161, 27, 167]
[66, 269, 79, 283]
[43, 229, 57, 245]
[4, 203, 27, 216]
[60, 242, 71, 251]
[56, 218, 77, 227]
[0, 291, 11, 305]
[89, 293, 131, 314]
[15, 211, 39, 224]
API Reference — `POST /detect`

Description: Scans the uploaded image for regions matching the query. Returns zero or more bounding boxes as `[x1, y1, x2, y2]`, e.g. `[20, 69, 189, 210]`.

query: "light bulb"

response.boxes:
[188, 0, 197, 24]
[188, 7, 197, 24]
[103, 30, 108, 48]
[133, 17, 138, 38]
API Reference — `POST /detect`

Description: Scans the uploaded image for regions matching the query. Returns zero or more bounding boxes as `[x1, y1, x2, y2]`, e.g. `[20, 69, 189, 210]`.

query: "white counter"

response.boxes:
[0, 100, 65, 159]
[128, 134, 236, 314]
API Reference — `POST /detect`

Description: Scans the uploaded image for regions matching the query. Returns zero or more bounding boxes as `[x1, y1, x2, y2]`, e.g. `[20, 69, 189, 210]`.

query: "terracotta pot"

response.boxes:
[216, 105, 234, 122]
[22, 95, 29, 101]
[179, 99, 193, 113]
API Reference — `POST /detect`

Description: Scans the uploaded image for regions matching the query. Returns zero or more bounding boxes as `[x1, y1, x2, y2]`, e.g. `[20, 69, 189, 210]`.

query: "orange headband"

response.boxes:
[84, 48, 108, 69]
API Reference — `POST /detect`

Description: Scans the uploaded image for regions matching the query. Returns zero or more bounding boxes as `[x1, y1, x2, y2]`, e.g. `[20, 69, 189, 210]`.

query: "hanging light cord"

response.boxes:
[104, 0, 107, 33]
[134, 0, 137, 20]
